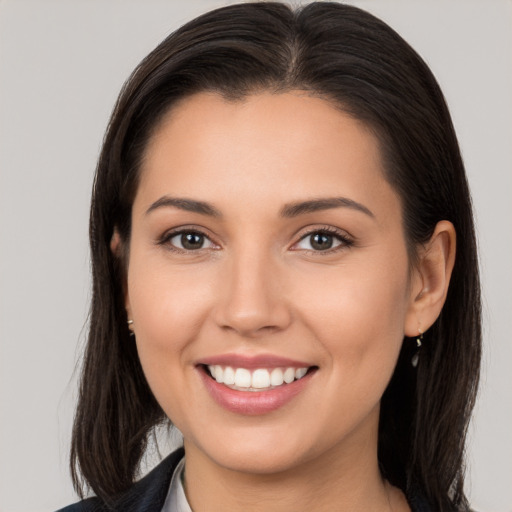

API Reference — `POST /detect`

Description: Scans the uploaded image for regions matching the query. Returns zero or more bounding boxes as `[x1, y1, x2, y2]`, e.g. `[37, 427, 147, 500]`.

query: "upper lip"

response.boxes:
[197, 353, 314, 369]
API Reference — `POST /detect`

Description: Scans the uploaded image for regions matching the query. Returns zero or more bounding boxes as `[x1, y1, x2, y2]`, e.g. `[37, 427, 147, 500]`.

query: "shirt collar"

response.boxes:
[161, 456, 192, 512]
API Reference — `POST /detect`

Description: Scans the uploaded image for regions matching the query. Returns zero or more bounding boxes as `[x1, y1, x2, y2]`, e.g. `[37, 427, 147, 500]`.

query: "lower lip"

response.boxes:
[198, 367, 315, 416]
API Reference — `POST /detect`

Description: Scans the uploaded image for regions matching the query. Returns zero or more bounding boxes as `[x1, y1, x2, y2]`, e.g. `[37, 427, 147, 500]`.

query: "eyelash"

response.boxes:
[292, 226, 354, 254]
[158, 228, 219, 253]
[157, 226, 354, 255]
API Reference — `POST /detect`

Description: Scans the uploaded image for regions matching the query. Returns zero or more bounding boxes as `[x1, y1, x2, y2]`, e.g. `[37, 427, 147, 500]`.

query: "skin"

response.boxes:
[118, 91, 455, 512]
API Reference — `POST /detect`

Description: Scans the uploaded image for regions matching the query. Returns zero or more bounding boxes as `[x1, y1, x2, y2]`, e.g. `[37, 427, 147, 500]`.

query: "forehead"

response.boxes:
[136, 91, 398, 221]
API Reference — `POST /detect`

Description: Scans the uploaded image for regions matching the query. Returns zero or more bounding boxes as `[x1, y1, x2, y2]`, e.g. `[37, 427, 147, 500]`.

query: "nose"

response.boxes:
[212, 247, 292, 338]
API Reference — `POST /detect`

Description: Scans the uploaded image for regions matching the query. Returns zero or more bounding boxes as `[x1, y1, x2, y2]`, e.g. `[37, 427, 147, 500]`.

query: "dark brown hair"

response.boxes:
[71, 3, 481, 510]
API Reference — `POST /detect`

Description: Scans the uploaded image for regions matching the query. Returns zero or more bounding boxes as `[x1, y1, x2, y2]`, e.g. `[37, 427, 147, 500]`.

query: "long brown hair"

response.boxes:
[71, 3, 481, 510]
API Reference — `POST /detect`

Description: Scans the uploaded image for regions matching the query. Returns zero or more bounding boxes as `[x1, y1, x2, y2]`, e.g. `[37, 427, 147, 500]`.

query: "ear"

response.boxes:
[110, 228, 122, 256]
[404, 220, 456, 336]
[110, 228, 132, 318]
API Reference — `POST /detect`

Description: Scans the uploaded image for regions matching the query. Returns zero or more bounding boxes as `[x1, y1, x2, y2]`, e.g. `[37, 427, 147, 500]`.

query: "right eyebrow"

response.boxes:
[280, 197, 375, 219]
[145, 196, 222, 218]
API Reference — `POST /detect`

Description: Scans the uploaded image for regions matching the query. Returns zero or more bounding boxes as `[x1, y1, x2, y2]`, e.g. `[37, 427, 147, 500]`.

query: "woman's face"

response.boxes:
[125, 91, 419, 475]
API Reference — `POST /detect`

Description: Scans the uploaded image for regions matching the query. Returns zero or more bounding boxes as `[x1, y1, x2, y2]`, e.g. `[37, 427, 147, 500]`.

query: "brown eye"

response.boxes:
[310, 233, 334, 250]
[294, 229, 352, 252]
[168, 231, 214, 251]
[181, 233, 204, 250]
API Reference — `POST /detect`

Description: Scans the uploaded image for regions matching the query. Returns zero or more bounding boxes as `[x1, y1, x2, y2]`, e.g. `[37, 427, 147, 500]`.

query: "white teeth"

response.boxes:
[251, 369, 270, 389]
[270, 368, 284, 386]
[234, 368, 252, 388]
[295, 367, 307, 379]
[223, 366, 235, 385]
[206, 365, 310, 391]
[283, 367, 295, 384]
[214, 365, 223, 383]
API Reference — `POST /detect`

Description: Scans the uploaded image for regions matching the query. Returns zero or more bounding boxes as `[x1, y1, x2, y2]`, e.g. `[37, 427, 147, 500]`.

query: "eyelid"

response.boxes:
[290, 225, 354, 253]
[157, 225, 220, 252]
[156, 224, 354, 254]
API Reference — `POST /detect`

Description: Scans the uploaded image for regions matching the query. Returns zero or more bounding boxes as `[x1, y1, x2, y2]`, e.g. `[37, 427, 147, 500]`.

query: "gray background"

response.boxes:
[0, 1, 511, 510]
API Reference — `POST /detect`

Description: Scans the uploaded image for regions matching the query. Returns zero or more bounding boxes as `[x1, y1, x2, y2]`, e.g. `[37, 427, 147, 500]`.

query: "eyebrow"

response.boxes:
[145, 195, 374, 219]
[280, 197, 375, 218]
[146, 196, 222, 217]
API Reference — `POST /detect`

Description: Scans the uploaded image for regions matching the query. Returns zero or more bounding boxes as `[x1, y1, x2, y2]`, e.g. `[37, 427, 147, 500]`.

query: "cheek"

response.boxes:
[126, 255, 216, 390]
[126, 259, 221, 428]
[128, 250, 214, 333]
[289, 254, 410, 434]
[293, 251, 410, 372]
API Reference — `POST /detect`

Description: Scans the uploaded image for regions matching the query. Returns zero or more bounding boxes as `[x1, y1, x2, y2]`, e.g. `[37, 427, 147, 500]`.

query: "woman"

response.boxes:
[60, 2, 481, 511]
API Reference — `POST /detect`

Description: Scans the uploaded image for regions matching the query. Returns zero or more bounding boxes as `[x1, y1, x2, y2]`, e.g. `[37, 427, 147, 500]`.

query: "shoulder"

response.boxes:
[55, 447, 185, 512]
[56, 497, 103, 512]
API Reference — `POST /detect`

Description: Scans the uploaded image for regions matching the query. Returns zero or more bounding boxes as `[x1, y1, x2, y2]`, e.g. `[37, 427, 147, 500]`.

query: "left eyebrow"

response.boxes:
[145, 196, 222, 217]
[280, 197, 375, 219]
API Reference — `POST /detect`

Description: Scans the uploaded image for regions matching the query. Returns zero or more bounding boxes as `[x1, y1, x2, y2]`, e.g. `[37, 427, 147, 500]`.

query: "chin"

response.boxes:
[209, 446, 311, 476]
[183, 422, 333, 477]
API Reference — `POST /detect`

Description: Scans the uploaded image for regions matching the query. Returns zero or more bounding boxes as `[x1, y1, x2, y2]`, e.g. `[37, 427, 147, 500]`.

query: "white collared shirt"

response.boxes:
[161, 457, 192, 512]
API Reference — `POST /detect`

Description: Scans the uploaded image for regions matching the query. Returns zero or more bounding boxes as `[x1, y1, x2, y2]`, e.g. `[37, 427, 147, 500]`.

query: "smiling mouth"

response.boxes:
[202, 364, 317, 392]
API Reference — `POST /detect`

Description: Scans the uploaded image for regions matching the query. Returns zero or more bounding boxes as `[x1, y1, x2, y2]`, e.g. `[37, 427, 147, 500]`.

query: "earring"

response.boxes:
[127, 319, 135, 336]
[412, 330, 423, 368]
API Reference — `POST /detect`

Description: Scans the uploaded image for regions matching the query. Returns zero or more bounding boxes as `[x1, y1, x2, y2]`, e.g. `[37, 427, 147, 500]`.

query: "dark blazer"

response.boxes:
[56, 448, 185, 512]
[57, 447, 433, 512]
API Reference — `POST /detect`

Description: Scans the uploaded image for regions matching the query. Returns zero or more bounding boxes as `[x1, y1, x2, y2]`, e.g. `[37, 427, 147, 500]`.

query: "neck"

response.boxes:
[182, 409, 409, 512]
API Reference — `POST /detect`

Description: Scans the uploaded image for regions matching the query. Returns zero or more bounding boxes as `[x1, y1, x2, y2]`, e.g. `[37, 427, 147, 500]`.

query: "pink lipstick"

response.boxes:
[196, 353, 317, 415]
